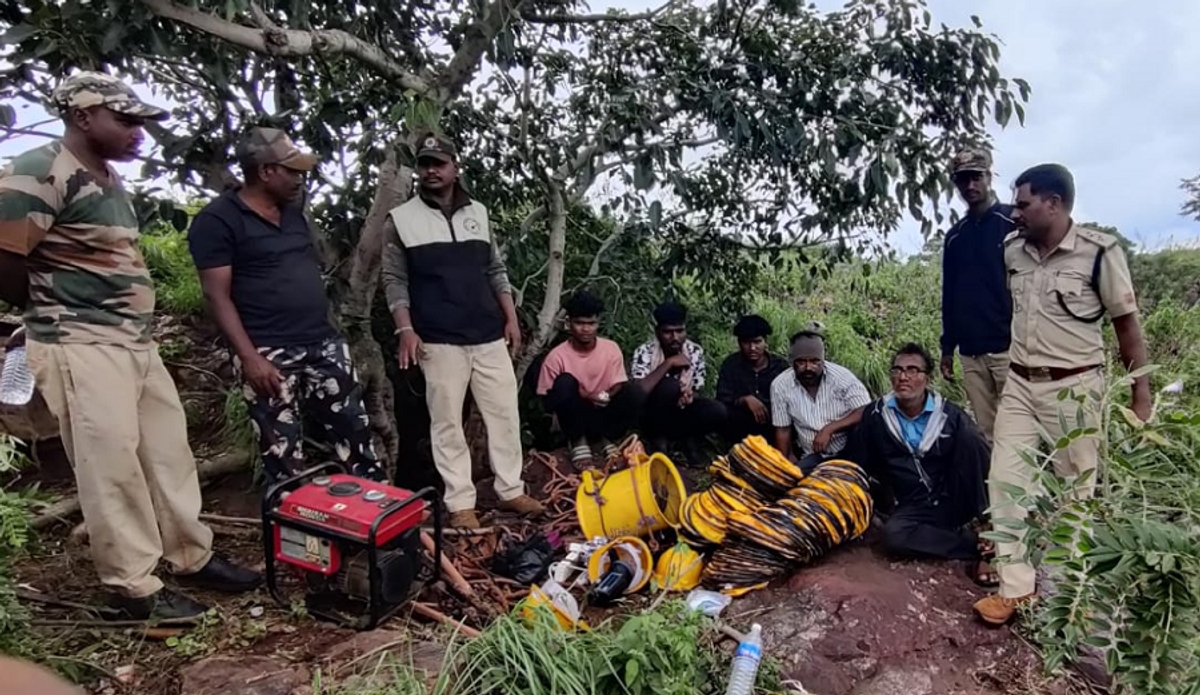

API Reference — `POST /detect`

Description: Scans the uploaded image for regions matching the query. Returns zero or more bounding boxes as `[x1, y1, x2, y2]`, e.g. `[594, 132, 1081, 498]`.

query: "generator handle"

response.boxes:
[365, 485, 441, 629]
[262, 461, 348, 517]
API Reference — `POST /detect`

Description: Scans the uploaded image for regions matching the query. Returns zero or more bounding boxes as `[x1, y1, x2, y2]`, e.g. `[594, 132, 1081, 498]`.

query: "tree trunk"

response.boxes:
[514, 182, 567, 382]
[341, 147, 412, 472]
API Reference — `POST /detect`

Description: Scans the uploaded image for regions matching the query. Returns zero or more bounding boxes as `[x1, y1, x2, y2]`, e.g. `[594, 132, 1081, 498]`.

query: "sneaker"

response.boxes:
[597, 438, 620, 462]
[109, 588, 209, 622]
[176, 555, 262, 593]
[498, 494, 546, 517]
[972, 592, 1036, 626]
[448, 510, 481, 529]
[569, 438, 594, 470]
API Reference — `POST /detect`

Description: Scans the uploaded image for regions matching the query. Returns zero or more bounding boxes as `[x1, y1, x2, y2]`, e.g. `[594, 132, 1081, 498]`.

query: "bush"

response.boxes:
[985, 373, 1200, 694]
[140, 223, 205, 316]
[0, 434, 35, 657]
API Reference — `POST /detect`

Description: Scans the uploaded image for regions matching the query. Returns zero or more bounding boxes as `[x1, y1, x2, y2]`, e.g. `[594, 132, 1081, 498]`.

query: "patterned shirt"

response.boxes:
[0, 141, 154, 347]
[630, 338, 706, 391]
[770, 361, 872, 456]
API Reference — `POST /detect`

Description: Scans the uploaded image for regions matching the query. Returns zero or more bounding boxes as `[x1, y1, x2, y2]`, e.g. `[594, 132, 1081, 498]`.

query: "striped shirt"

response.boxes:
[770, 361, 872, 456]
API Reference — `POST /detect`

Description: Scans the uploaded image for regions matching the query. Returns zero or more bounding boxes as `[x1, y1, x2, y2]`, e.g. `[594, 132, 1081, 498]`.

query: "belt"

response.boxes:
[1010, 363, 1101, 383]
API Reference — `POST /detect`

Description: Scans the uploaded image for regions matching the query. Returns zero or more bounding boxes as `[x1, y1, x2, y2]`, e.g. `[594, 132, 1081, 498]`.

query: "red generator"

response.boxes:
[262, 463, 442, 629]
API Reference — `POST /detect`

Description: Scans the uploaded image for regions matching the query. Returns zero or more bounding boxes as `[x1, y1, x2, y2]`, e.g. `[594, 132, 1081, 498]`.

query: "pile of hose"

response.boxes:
[676, 435, 873, 591]
[701, 459, 873, 591]
[678, 436, 800, 548]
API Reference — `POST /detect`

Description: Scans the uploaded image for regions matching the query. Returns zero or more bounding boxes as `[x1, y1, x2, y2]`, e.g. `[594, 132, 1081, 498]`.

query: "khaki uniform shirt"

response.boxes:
[0, 141, 155, 347]
[1004, 223, 1137, 369]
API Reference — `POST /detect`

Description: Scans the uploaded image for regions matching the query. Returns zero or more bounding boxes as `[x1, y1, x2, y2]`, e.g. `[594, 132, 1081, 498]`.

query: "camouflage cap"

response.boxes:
[52, 71, 168, 121]
[235, 127, 318, 171]
[415, 132, 457, 163]
[950, 148, 992, 174]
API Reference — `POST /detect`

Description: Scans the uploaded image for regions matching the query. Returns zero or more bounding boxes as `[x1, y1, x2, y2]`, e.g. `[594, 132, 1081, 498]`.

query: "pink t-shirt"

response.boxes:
[536, 338, 628, 397]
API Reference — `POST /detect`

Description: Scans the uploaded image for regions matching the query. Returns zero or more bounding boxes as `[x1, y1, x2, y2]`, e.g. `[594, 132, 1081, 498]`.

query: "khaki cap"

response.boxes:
[950, 148, 993, 174]
[235, 127, 318, 171]
[52, 71, 168, 121]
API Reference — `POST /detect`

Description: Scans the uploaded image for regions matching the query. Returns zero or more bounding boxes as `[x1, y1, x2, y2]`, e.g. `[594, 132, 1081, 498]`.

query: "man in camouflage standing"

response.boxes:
[0, 72, 259, 620]
[973, 164, 1151, 625]
[189, 128, 384, 485]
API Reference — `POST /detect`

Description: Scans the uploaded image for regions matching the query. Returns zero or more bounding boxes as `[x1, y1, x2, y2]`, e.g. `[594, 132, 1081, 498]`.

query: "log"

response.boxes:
[421, 530, 476, 599]
[410, 602, 481, 639]
[31, 451, 251, 531]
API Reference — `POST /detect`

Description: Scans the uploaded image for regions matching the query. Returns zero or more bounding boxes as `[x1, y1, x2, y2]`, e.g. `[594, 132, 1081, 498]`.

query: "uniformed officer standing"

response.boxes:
[973, 164, 1151, 625]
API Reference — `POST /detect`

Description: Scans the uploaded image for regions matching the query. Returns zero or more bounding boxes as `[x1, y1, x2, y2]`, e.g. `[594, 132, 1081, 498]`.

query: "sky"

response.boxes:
[3, 0, 1198, 254]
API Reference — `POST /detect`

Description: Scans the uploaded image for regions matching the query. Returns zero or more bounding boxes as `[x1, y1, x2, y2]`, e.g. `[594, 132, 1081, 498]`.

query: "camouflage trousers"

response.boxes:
[234, 337, 383, 484]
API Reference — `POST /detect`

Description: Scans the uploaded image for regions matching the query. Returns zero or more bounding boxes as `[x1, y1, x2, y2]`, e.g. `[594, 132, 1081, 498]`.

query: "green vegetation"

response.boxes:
[140, 223, 205, 316]
[318, 602, 782, 695]
[0, 434, 35, 657]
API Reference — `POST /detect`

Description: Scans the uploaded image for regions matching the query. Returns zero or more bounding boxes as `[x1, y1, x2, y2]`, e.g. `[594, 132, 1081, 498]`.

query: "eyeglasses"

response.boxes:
[889, 366, 928, 378]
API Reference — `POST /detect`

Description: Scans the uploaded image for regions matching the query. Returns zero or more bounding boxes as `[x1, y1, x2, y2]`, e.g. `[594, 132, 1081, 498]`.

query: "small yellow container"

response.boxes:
[586, 536, 653, 594]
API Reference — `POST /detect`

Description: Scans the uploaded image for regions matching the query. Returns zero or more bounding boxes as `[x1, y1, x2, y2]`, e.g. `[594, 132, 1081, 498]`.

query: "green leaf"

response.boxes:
[648, 200, 663, 231]
[0, 105, 13, 129]
[0, 23, 39, 46]
[624, 658, 640, 685]
[981, 530, 1019, 544]
[633, 154, 655, 191]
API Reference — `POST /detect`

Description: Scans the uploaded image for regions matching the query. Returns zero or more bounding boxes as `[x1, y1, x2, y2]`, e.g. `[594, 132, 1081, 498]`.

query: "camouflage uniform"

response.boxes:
[0, 73, 213, 598]
[189, 128, 382, 484]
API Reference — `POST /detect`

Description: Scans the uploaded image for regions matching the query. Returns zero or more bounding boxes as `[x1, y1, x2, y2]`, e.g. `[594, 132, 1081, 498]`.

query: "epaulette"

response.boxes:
[1075, 226, 1119, 249]
[1003, 230, 1022, 245]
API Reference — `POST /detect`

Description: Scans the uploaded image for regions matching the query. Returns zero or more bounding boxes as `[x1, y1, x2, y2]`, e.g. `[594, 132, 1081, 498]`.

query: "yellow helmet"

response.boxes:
[654, 542, 704, 592]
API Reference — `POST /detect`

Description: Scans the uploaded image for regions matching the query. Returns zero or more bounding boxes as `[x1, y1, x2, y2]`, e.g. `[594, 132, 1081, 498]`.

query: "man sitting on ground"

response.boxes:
[850, 343, 994, 584]
[537, 291, 642, 469]
[717, 314, 788, 443]
[631, 302, 726, 466]
[771, 327, 871, 473]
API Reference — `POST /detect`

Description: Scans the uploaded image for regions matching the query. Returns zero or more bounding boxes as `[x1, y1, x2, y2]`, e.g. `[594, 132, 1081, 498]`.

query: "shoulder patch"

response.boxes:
[1075, 226, 1119, 249]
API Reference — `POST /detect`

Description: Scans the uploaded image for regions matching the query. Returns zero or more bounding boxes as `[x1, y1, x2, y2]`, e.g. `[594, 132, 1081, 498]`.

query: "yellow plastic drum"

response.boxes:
[575, 453, 686, 539]
[586, 536, 653, 594]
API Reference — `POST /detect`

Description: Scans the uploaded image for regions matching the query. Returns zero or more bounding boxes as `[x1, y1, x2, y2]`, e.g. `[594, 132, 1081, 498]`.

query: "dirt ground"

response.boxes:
[10, 454, 1095, 695]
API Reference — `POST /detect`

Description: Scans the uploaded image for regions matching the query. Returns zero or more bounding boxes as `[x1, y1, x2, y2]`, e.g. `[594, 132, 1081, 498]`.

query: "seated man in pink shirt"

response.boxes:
[537, 291, 644, 468]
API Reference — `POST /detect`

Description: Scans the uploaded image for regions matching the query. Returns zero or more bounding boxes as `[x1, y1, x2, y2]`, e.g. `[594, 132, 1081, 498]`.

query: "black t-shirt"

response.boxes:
[187, 190, 335, 347]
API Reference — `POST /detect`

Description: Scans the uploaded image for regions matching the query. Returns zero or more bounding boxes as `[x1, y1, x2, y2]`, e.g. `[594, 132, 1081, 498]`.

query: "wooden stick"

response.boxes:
[16, 588, 118, 615]
[30, 617, 201, 628]
[420, 530, 476, 599]
[421, 525, 496, 536]
[199, 512, 259, 526]
[31, 452, 251, 530]
[410, 602, 481, 638]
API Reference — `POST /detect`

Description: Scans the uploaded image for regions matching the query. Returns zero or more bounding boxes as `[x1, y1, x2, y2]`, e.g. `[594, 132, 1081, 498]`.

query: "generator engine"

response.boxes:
[262, 463, 442, 629]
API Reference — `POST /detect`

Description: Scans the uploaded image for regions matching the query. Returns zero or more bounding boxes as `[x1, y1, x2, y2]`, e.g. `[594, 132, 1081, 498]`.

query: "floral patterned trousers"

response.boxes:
[234, 337, 383, 485]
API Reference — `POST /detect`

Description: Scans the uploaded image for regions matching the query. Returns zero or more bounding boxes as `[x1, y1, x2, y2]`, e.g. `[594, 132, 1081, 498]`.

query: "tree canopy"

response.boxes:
[0, 0, 1029, 462]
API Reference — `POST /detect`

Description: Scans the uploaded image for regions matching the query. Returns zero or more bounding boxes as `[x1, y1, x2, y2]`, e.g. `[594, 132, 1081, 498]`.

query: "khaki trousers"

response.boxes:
[28, 342, 213, 598]
[988, 369, 1102, 598]
[422, 340, 525, 513]
[960, 352, 1010, 440]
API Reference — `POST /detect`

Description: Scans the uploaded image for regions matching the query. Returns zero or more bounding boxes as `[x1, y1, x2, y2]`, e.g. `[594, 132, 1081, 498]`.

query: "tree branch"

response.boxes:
[139, 0, 431, 95]
[436, 0, 533, 102]
[516, 181, 567, 380]
[522, 0, 678, 25]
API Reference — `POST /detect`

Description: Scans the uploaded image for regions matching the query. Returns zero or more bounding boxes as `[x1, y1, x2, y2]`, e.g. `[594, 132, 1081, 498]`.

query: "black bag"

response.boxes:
[492, 532, 556, 585]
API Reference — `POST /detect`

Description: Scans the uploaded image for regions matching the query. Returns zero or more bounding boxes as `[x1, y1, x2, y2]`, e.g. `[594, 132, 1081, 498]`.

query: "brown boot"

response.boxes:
[448, 510, 481, 529]
[498, 494, 546, 517]
[973, 592, 1036, 626]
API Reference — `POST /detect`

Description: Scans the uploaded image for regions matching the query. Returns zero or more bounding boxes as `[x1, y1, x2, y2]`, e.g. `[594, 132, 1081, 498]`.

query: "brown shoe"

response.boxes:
[448, 510, 481, 529]
[498, 494, 546, 517]
[973, 592, 1036, 626]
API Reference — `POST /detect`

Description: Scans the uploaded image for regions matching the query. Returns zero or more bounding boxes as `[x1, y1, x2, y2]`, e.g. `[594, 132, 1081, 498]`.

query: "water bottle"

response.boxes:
[724, 623, 763, 695]
[0, 344, 35, 406]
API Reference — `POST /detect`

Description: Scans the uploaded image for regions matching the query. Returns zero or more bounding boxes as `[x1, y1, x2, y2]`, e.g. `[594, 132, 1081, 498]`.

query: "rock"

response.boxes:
[319, 628, 446, 683]
[848, 666, 933, 695]
[179, 655, 310, 695]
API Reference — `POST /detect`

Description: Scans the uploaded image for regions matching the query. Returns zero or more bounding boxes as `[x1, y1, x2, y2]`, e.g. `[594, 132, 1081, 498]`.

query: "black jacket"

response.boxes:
[941, 202, 1016, 357]
[847, 393, 989, 525]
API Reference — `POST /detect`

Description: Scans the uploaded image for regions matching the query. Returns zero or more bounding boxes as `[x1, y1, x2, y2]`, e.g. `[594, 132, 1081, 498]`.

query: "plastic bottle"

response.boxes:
[0, 344, 34, 406]
[724, 623, 763, 695]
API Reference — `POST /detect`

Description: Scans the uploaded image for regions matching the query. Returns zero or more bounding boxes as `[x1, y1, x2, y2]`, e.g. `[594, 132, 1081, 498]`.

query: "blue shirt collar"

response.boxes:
[887, 392, 934, 417]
